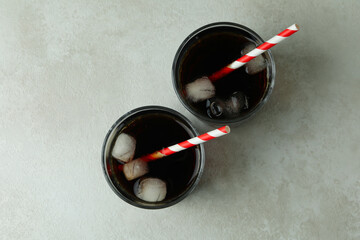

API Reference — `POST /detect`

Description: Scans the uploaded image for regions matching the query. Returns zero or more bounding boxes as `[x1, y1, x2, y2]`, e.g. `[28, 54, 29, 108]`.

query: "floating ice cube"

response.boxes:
[111, 133, 136, 163]
[242, 43, 267, 75]
[123, 158, 149, 181]
[134, 177, 167, 202]
[186, 77, 215, 102]
[206, 97, 225, 118]
[224, 92, 249, 117]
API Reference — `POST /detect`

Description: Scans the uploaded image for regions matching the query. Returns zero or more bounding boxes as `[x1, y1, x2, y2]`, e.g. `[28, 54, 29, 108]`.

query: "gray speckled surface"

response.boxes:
[1, 1, 360, 239]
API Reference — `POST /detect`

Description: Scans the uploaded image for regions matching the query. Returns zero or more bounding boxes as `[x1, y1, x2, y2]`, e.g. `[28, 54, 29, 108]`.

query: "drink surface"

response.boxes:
[108, 112, 198, 202]
[179, 27, 268, 120]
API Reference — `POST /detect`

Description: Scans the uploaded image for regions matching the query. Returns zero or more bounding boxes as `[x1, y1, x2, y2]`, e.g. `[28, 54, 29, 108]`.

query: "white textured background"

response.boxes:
[1, 1, 360, 239]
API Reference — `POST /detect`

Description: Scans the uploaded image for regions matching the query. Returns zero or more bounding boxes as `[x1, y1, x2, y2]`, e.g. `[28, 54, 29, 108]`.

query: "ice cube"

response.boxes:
[134, 177, 167, 202]
[111, 133, 136, 163]
[224, 91, 248, 117]
[123, 158, 149, 181]
[206, 97, 225, 118]
[242, 43, 267, 75]
[186, 77, 215, 102]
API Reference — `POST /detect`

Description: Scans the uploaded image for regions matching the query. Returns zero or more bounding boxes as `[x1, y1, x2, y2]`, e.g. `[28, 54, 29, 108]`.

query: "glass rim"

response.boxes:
[172, 22, 276, 125]
[101, 105, 205, 209]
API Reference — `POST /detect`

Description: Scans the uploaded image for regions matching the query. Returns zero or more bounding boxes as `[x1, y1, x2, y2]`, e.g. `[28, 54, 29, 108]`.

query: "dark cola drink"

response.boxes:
[180, 29, 267, 119]
[105, 109, 201, 206]
[173, 23, 274, 125]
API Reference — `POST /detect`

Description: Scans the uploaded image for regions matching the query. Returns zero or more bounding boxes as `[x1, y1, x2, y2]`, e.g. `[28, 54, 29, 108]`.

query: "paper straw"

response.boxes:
[122, 126, 230, 180]
[140, 125, 230, 162]
[208, 24, 300, 82]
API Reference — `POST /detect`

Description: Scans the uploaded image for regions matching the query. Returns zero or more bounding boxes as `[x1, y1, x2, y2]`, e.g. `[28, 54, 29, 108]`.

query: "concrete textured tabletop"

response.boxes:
[1, 1, 359, 239]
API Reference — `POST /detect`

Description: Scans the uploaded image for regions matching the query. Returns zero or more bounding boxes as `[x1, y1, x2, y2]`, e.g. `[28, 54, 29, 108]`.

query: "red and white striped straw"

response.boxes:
[208, 24, 300, 82]
[139, 125, 230, 162]
[121, 126, 230, 180]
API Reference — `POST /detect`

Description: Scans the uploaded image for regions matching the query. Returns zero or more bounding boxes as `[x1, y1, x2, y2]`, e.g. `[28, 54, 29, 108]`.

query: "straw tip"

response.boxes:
[224, 125, 231, 133]
[289, 24, 300, 31]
